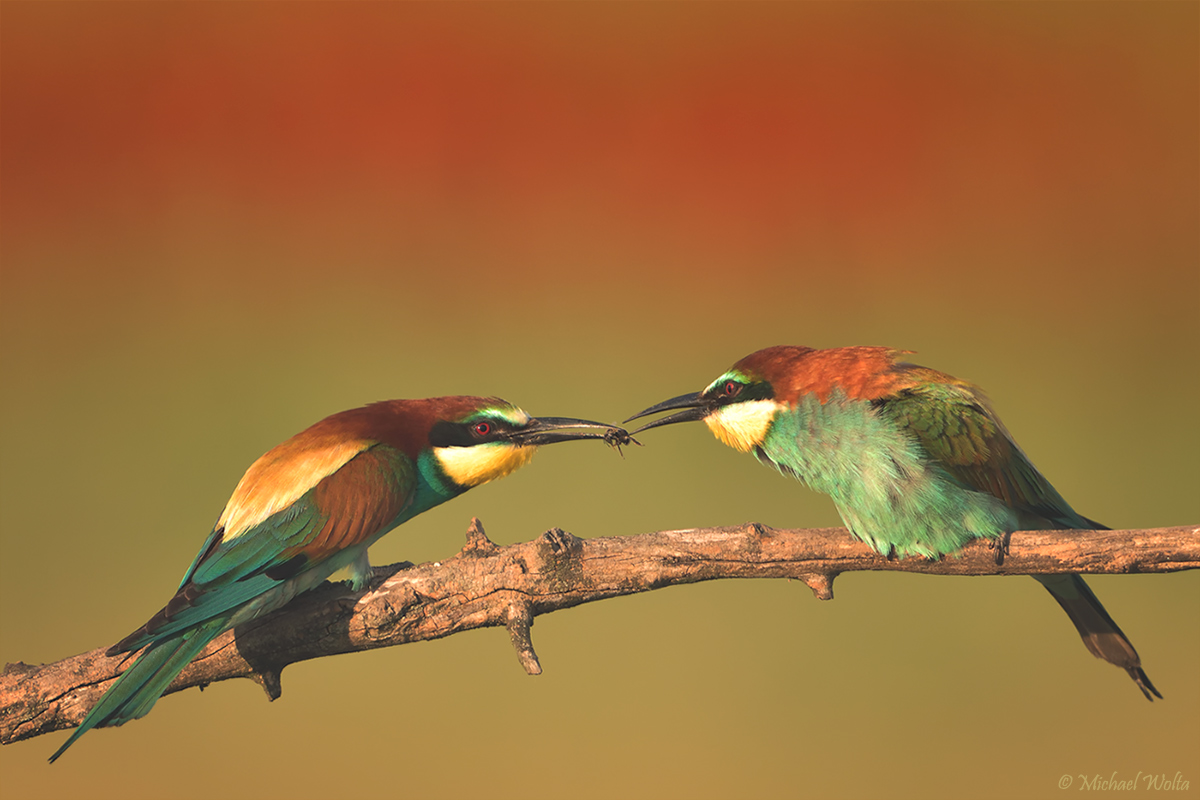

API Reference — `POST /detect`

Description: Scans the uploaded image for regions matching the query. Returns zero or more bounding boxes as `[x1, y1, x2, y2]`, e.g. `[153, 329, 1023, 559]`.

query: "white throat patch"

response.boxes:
[704, 400, 782, 452]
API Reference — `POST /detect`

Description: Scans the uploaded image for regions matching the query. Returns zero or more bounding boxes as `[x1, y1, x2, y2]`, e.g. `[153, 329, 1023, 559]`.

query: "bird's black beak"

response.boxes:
[624, 392, 709, 433]
[508, 417, 629, 446]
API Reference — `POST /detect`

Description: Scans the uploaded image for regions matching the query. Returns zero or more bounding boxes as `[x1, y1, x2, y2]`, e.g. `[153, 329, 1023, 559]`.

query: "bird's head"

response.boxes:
[426, 397, 623, 489]
[624, 347, 807, 452]
[625, 345, 920, 452]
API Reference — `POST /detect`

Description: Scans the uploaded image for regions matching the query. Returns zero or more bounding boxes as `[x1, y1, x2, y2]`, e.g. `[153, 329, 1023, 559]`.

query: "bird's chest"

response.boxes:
[757, 395, 914, 495]
[755, 394, 1014, 557]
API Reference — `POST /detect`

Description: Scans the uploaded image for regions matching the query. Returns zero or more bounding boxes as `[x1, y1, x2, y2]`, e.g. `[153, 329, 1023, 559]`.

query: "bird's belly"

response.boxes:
[759, 395, 1016, 558]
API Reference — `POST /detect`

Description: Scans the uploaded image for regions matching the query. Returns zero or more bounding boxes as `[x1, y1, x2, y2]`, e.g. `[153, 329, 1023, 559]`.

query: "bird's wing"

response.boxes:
[110, 443, 415, 653]
[874, 376, 1096, 529]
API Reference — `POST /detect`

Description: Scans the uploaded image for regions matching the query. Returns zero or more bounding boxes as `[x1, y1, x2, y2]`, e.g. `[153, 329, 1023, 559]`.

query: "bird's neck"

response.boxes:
[413, 449, 472, 511]
[761, 392, 906, 492]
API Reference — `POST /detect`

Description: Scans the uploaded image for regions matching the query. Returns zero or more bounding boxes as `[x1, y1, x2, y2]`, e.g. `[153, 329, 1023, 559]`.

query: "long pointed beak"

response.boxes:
[624, 392, 709, 433]
[508, 416, 629, 446]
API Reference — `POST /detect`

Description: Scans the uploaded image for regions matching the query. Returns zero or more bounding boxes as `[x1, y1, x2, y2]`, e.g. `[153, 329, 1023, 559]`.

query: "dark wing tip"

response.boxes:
[107, 581, 206, 655]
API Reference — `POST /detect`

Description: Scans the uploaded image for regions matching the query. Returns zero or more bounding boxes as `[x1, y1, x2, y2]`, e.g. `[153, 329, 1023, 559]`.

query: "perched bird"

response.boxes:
[51, 397, 625, 762]
[627, 345, 1159, 700]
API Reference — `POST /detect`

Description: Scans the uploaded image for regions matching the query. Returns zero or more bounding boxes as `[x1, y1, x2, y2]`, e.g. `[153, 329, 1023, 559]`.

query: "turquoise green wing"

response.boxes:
[110, 444, 415, 654]
[874, 375, 1098, 530]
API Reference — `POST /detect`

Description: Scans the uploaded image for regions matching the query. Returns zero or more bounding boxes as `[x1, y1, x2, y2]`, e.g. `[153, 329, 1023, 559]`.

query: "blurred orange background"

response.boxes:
[2, 4, 1197, 799]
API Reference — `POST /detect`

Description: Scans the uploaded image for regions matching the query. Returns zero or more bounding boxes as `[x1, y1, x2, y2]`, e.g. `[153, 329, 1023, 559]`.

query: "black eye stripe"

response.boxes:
[429, 417, 515, 447]
[704, 379, 774, 405]
[429, 420, 474, 447]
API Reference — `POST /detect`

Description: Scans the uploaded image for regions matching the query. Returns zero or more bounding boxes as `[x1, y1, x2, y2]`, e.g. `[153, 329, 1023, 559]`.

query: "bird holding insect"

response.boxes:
[51, 396, 628, 762]
[627, 345, 1159, 700]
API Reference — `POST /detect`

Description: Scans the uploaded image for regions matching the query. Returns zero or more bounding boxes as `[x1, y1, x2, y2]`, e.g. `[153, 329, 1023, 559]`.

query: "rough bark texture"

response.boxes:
[4, 519, 1196, 746]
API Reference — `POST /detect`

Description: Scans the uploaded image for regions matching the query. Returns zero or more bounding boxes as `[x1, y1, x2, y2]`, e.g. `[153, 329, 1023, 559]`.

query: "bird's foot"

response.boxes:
[342, 574, 371, 592]
[988, 531, 1013, 566]
[344, 562, 412, 592]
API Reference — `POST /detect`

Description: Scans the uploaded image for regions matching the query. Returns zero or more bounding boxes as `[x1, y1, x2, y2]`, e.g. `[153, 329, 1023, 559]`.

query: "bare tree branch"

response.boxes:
[4, 519, 1197, 746]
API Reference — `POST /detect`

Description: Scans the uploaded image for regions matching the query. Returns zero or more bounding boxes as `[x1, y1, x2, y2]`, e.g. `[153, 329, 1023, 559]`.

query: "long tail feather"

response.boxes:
[48, 618, 228, 763]
[1034, 574, 1161, 701]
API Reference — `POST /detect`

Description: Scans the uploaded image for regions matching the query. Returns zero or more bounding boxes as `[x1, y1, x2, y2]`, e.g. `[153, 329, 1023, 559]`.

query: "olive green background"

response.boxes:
[2, 4, 1197, 799]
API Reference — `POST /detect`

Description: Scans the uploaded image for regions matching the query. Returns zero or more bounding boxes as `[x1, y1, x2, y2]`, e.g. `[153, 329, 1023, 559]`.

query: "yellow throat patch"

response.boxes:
[704, 400, 781, 452]
[433, 442, 537, 488]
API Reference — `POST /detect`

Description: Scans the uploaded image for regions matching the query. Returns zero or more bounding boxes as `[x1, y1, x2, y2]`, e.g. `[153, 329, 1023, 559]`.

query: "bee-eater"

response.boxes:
[627, 345, 1159, 700]
[50, 396, 624, 762]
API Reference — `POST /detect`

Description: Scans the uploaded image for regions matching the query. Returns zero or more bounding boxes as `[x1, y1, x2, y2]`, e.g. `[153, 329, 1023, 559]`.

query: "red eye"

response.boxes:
[473, 421, 491, 437]
[724, 381, 741, 396]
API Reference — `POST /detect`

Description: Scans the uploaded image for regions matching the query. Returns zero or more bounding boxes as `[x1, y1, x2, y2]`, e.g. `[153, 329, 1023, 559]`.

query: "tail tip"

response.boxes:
[1132, 667, 1163, 702]
[48, 737, 75, 764]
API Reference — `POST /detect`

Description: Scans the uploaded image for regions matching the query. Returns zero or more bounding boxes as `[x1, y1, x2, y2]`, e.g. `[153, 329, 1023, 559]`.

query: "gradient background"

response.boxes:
[2, 4, 1197, 799]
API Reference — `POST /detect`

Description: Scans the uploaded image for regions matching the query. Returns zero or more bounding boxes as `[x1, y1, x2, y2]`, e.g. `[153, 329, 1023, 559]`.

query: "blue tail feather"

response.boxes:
[48, 618, 228, 763]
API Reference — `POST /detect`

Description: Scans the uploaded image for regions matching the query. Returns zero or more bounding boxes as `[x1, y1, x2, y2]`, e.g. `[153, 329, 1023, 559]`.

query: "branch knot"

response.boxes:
[461, 517, 500, 557]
